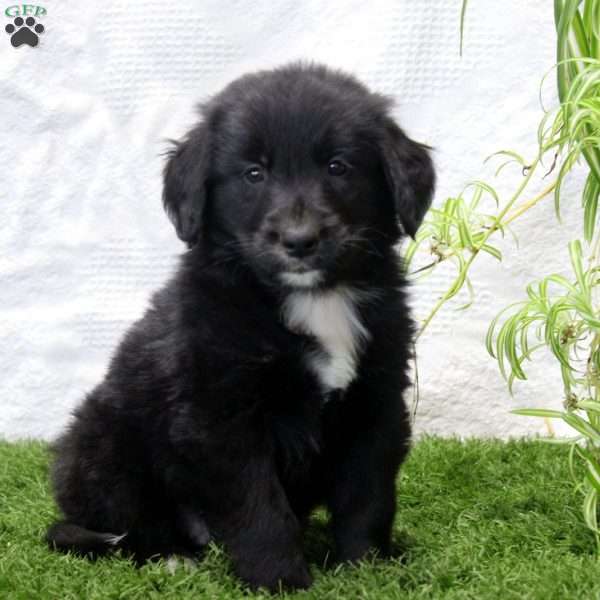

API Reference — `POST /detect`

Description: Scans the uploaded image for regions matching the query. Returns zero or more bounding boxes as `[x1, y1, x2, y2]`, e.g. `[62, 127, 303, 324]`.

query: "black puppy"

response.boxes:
[46, 62, 434, 591]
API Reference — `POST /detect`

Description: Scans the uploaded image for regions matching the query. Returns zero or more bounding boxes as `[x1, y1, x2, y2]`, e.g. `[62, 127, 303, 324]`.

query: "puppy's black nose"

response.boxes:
[281, 228, 319, 258]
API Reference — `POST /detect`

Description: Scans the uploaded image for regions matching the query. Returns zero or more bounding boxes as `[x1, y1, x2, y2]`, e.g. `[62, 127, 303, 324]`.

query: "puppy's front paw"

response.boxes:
[336, 538, 390, 565]
[237, 553, 313, 592]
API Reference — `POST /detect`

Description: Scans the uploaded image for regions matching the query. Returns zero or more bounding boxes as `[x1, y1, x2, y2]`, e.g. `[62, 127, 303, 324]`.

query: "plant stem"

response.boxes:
[416, 158, 541, 339]
[503, 180, 558, 226]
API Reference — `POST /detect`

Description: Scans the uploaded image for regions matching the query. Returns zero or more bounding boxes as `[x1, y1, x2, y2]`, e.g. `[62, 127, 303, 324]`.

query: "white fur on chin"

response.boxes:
[280, 270, 323, 288]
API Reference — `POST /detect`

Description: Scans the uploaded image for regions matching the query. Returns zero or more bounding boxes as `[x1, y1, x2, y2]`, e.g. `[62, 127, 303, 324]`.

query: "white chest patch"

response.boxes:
[282, 286, 372, 393]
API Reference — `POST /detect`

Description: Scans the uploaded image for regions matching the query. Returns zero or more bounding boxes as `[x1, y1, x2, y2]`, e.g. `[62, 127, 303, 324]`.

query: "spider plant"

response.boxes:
[410, 0, 600, 546]
[486, 0, 600, 550]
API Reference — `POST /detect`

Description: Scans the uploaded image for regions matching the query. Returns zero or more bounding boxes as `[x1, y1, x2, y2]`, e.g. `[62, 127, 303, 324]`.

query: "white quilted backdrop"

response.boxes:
[0, 0, 583, 440]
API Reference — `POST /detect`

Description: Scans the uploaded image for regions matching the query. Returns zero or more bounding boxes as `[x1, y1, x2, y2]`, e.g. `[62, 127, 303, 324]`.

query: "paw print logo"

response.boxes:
[5, 16, 45, 48]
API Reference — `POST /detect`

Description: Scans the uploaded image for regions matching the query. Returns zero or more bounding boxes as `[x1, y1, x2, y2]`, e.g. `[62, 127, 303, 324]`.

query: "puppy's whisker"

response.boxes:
[341, 235, 385, 259]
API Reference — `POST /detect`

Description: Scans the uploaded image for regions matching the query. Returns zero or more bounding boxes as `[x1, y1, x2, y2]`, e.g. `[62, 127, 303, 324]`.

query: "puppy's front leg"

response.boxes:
[201, 451, 312, 591]
[327, 432, 406, 563]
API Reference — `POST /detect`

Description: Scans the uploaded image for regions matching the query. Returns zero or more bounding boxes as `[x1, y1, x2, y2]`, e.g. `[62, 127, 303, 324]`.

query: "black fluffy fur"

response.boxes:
[47, 62, 435, 592]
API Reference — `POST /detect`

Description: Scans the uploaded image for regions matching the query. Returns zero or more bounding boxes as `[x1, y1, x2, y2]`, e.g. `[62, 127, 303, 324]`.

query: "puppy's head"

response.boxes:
[163, 63, 434, 289]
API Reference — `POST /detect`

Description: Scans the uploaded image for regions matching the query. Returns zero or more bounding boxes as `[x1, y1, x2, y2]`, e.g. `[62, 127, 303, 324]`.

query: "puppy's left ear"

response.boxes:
[162, 123, 211, 246]
[379, 119, 435, 238]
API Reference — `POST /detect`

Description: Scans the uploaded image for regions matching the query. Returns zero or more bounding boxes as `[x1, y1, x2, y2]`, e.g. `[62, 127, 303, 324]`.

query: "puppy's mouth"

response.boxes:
[279, 269, 323, 288]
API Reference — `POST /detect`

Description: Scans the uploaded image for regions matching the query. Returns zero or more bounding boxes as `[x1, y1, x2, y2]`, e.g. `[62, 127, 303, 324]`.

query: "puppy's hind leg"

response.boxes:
[47, 401, 148, 560]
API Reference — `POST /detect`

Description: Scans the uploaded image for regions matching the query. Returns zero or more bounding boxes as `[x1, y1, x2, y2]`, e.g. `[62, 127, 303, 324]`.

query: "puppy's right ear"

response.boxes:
[162, 124, 210, 246]
[379, 118, 435, 239]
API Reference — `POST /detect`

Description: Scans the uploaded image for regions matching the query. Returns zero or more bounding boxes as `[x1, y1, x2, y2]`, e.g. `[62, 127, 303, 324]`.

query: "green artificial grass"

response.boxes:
[0, 437, 597, 600]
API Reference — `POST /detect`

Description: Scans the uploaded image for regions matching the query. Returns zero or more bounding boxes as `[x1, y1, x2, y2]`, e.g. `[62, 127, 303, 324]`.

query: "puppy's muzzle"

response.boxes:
[280, 225, 320, 259]
[265, 219, 326, 260]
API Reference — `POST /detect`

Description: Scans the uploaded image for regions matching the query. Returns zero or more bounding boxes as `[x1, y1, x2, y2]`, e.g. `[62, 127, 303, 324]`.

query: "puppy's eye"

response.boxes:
[327, 160, 348, 176]
[244, 166, 265, 184]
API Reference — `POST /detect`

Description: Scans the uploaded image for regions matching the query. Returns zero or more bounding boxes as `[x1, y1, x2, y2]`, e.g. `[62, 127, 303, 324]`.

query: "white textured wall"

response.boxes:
[0, 0, 581, 440]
